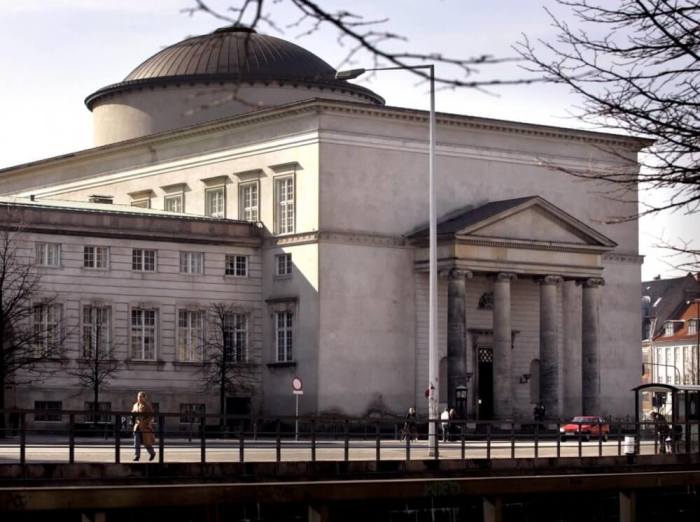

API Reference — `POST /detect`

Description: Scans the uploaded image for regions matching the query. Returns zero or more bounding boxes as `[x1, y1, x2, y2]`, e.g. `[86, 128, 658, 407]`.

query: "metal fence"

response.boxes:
[0, 409, 698, 465]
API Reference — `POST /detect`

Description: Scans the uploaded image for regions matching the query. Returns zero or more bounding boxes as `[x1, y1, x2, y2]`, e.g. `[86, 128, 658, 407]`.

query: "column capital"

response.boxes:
[495, 272, 517, 282]
[439, 268, 473, 280]
[581, 277, 605, 288]
[539, 275, 563, 286]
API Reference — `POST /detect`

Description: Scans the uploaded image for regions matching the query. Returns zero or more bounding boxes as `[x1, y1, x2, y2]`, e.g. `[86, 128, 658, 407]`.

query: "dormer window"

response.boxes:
[690, 319, 698, 336]
[664, 322, 675, 337]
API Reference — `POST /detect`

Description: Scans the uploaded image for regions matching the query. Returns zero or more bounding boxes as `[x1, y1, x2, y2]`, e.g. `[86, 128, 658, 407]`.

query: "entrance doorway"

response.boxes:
[478, 347, 494, 419]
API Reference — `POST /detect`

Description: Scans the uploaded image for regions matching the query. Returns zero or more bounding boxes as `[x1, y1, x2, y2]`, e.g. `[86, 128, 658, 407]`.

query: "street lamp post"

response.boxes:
[336, 65, 439, 448]
[695, 299, 700, 385]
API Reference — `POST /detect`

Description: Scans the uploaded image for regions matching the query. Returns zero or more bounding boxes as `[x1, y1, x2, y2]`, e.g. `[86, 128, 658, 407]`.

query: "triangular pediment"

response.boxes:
[456, 197, 616, 248]
[409, 196, 616, 249]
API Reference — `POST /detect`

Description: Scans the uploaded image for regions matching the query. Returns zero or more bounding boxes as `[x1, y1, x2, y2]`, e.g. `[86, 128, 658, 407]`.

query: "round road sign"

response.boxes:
[292, 377, 303, 391]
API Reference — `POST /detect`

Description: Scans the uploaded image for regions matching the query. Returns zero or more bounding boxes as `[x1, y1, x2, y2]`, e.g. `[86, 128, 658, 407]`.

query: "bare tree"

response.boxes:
[517, 1, 700, 227]
[201, 303, 256, 429]
[67, 303, 119, 428]
[183, 0, 538, 92]
[0, 214, 67, 435]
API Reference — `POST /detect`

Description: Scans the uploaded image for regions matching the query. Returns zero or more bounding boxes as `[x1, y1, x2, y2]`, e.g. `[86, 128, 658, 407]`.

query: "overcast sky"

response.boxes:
[0, 0, 696, 280]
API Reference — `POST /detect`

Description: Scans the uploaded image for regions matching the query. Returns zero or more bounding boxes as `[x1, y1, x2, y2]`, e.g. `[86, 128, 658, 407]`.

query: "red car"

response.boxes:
[560, 416, 610, 441]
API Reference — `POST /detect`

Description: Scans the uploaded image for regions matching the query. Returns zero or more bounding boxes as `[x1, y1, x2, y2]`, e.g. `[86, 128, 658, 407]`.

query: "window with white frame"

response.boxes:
[205, 187, 225, 218]
[689, 319, 698, 336]
[130, 308, 157, 360]
[82, 305, 111, 359]
[238, 181, 259, 222]
[33, 303, 62, 356]
[84, 246, 108, 269]
[664, 322, 675, 337]
[274, 176, 295, 234]
[180, 251, 204, 274]
[164, 194, 184, 213]
[35, 242, 61, 267]
[177, 309, 204, 362]
[132, 248, 157, 272]
[225, 255, 248, 277]
[224, 313, 248, 363]
[275, 311, 293, 362]
[275, 253, 292, 276]
[34, 401, 62, 422]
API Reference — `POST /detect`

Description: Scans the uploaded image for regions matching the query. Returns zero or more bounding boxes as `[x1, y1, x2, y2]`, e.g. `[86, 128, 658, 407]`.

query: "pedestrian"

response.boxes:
[440, 407, 450, 442]
[448, 408, 457, 441]
[403, 407, 417, 441]
[533, 401, 545, 422]
[131, 391, 156, 461]
[653, 411, 670, 454]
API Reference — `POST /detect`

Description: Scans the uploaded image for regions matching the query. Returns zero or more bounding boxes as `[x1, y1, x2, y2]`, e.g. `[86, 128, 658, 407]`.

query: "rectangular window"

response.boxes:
[82, 305, 111, 359]
[665, 322, 674, 337]
[179, 251, 204, 274]
[84, 401, 112, 423]
[131, 199, 150, 208]
[274, 176, 295, 234]
[689, 319, 698, 336]
[34, 401, 62, 422]
[275, 311, 293, 362]
[275, 253, 292, 276]
[179, 403, 206, 423]
[239, 182, 259, 222]
[35, 242, 61, 267]
[84, 246, 109, 269]
[205, 187, 225, 218]
[131, 308, 157, 360]
[132, 249, 157, 272]
[224, 313, 248, 363]
[164, 194, 184, 213]
[177, 310, 204, 362]
[33, 303, 62, 355]
[225, 255, 248, 277]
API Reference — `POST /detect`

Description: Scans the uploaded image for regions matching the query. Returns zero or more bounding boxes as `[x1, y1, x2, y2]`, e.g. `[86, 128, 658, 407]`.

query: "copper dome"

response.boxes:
[85, 26, 383, 109]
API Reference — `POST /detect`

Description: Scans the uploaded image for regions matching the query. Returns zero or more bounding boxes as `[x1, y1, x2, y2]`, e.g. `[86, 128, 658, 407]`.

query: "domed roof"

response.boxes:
[86, 26, 383, 108]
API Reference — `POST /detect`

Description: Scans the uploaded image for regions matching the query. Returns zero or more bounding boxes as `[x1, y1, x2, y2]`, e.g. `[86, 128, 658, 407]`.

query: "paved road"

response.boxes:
[0, 437, 666, 464]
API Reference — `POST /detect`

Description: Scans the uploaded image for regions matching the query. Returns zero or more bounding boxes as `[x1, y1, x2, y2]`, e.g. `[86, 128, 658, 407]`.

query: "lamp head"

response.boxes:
[335, 68, 366, 80]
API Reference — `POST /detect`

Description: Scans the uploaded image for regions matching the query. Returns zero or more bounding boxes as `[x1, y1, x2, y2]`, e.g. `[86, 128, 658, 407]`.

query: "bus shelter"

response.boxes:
[632, 383, 700, 453]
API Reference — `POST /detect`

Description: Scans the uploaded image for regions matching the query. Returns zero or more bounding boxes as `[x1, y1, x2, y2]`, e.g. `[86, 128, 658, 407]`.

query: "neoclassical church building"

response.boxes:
[0, 26, 647, 424]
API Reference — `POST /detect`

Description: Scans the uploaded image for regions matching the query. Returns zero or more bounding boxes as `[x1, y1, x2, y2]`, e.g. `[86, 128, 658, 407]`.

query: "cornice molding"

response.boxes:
[318, 130, 634, 172]
[265, 229, 408, 248]
[602, 252, 644, 264]
[454, 236, 611, 254]
[1, 98, 647, 182]
[14, 131, 320, 199]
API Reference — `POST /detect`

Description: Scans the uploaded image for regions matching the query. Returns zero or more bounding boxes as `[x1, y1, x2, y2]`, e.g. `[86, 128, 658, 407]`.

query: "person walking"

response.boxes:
[131, 391, 156, 461]
[403, 407, 417, 441]
[440, 407, 450, 442]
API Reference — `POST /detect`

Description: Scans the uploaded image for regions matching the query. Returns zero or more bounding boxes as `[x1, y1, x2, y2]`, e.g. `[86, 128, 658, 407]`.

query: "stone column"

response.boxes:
[493, 272, 516, 419]
[582, 278, 604, 415]
[446, 269, 472, 409]
[539, 275, 562, 419]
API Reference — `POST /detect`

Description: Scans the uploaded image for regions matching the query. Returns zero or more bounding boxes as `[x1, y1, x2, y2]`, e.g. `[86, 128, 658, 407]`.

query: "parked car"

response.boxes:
[560, 416, 610, 441]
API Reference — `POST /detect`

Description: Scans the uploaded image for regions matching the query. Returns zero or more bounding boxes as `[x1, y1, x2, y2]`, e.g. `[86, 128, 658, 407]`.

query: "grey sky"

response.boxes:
[0, 0, 695, 280]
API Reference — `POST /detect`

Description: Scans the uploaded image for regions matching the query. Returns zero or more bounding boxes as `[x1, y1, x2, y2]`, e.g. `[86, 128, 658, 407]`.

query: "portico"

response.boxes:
[412, 196, 616, 420]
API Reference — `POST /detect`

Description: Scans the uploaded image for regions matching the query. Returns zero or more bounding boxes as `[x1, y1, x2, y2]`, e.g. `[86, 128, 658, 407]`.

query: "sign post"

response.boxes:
[292, 377, 304, 441]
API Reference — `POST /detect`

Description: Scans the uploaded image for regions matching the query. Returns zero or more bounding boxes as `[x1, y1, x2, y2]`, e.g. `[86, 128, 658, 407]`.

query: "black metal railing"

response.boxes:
[0, 409, 698, 465]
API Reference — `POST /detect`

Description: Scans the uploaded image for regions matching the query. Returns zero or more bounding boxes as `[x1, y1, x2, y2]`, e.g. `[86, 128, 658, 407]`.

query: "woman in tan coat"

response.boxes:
[131, 391, 156, 461]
